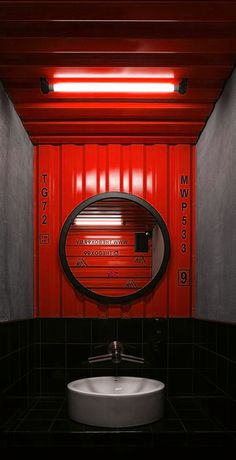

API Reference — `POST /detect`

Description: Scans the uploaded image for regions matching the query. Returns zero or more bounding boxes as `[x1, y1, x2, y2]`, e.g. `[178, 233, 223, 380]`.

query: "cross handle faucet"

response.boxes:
[88, 341, 144, 365]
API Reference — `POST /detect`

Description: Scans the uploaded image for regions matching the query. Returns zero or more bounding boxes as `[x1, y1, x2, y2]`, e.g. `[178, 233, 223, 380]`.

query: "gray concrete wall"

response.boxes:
[196, 68, 236, 323]
[0, 83, 33, 321]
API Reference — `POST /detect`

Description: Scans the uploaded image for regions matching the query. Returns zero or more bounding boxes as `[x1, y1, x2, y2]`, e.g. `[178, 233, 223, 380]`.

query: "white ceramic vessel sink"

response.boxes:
[67, 376, 165, 427]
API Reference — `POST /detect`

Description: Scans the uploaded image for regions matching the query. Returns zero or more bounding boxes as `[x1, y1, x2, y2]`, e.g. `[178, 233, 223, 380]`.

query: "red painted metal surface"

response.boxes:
[1, 1, 235, 145]
[66, 227, 152, 295]
[34, 143, 195, 318]
[168, 145, 195, 316]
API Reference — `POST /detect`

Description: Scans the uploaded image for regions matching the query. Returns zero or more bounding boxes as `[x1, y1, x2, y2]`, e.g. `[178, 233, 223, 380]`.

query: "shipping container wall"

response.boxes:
[34, 144, 195, 318]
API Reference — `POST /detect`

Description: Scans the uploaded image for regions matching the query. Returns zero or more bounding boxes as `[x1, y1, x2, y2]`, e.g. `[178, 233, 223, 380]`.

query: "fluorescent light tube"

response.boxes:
[52, 82, 175, 93]
[40, 77, 187, 95]
[74, 218, 122, 226]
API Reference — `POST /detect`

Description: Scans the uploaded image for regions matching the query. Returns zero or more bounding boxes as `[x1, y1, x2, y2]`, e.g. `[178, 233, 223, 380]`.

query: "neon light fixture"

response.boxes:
[40, 77, 188, 95]
[74, 218, 123, 226]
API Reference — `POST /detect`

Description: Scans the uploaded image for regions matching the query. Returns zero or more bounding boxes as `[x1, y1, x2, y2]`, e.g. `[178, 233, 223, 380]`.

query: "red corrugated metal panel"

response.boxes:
[144, 145, 168, 318]
[37, 145, 61, 317]
[33, 146, 38, 317]
[191, 146, 196, 317]
[61, 145, 85, 317]
[34, 143, 195, 318]
[168, 145, 193, 316]
[2, 1, 235, 147]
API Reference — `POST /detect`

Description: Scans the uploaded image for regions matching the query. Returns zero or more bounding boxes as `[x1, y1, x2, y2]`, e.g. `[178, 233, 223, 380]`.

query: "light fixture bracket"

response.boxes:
[178, 78, 188, 95]
[40, 77, 53, 94]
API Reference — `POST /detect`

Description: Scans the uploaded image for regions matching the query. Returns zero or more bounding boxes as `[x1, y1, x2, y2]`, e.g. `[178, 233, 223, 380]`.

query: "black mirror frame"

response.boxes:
[59, 192, 170, 304]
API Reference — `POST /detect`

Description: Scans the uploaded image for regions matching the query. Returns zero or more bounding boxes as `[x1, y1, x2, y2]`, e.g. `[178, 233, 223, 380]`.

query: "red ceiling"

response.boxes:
[1, 0, 236, 145]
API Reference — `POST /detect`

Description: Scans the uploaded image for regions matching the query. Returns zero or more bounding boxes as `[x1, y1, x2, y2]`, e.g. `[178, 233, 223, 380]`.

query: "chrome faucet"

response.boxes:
[88, 341, 144, 365]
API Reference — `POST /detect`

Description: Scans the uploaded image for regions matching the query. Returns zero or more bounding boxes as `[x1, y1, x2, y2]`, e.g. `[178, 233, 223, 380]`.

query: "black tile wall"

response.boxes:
[0, 320, 35, 394]
[194, 319, 236, 401]
[31, 317, 195, 396]
[2, 317, 236, 429]
[0, 319, 34, 430]
[1, 317, 236, 448]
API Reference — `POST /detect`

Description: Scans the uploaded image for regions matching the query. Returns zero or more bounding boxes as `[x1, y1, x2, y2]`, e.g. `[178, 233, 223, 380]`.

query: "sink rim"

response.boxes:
[67, 376, 165, 398]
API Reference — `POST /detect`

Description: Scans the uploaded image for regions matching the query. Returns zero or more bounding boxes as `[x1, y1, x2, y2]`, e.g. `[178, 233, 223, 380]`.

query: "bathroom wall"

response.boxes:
[32, 317, 194, 397]
[0, 83, 34, 322]
[0, 319, 35, 429]
[194, 319, 236, 401]
[196, 68, 236, 322]
[34, 144, 195, 318]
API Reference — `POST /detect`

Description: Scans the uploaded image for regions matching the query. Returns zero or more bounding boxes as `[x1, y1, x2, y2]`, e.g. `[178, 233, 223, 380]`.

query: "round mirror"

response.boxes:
[59, 192, 170, 303]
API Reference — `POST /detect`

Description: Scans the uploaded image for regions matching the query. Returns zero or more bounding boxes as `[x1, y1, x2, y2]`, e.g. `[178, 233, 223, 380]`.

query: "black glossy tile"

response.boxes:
[168, 369, 193, 395]
[40, 369, 65, 394]
[66, 319, 91, 344]
[169, 344, 193, 368]
[116, 358, 143, 371]
[4, 431, 50, 447]
[29, 343, 40, 368]
[4, 392, 236, 448]
[176, 409, 208, 420]
[169, 318, 193, 343]
[194, 374, 222, 396]
[202, 398, 236, 431]
[217, 322, 229, 357]
[8, 321, 19, 353]
[6, 377, 30, 398]
[182, 419, 221, 432]
[141, 368, 167, 384]
[151, 419, 184, 432]
[29, 369, 41, 395]
[57, 402, 68, 419]
[228, 324, 236, 362]
[197, 348, 217, 381]
[170, 397, 201, 410]
[18, 320, 29, 348]
[24, 410, 58, 421]
[28, 319, 35, 344]
[0, 322, 9, 358]
[33, 318, 41, 343]
[66, 368, 90, 384]
[117, 319, 142, 343]
[216, 356, 229, 392]
[50, 419, 87, 432]
[90, 368, 116, 377]
[48, 432, 150, 448]
[0, 397, 30, 430]
[92, 319, 117, 343]
[228, 361, 236, 399]
[114, 424, 150, 433]
[197, 320, 217, 350]
[8, 351, 19, 383]
[162, 401, 178, 419]
[19, 348, 29, 377]
[143, 342, 167, 368]
[188, 432, 235, 447]
[41, 318, 66, 344]
[66, 344, 90, 368]
[143, 318, 168, 343]
[0, 356, 10, 391]
[33, 398, 63, 410]
[152, 432, 187, 447]
[16, 419, 51, 432]
[41, 344, 65, 368]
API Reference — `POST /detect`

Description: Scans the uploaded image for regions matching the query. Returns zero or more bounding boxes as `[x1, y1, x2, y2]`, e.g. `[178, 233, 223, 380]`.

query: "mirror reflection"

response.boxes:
[65, 197, 166, 297]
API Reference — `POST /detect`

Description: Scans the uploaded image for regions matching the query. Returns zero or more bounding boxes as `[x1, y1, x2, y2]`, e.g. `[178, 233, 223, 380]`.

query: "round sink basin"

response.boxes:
[67, 376, 165, 427]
